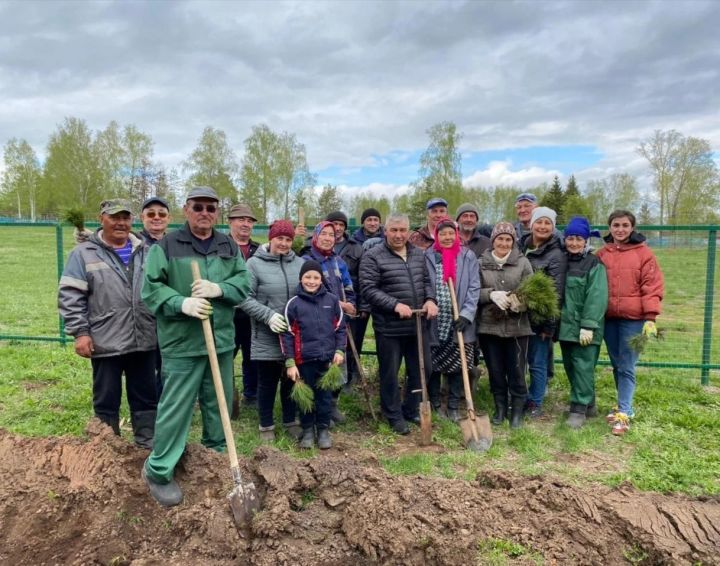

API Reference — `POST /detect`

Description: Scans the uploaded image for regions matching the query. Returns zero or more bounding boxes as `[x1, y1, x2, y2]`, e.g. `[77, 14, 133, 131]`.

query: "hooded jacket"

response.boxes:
[59, 231, 157, 358]
[477, 248, 534, 338]
[303, 247, 356, 305]
[559, 251, 608, 344]
[281, 283, 346, 365]
[240, 244, 305, 360]
[596, 231, 664, 321]
[520, 232, 567, 335]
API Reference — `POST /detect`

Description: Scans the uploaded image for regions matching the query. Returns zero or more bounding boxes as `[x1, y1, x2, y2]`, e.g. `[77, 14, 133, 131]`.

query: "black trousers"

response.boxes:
[346, 315, 369, 380]
[375, 331, 431, 423]
[233, 312, 259, 400]
[256, 360, 297, 429]
[91, 351, 158, 423]
[479, 334, 529, 400]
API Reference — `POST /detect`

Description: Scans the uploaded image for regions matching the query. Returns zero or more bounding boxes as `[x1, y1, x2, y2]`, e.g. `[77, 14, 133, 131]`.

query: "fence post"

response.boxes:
[701, 229, 717, 385]
[56, 222, 68, 346]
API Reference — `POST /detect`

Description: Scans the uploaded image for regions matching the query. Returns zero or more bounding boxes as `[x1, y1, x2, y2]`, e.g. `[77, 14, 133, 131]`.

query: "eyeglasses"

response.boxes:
[190, 203, 217, 213]
[144, 211, 168, 219]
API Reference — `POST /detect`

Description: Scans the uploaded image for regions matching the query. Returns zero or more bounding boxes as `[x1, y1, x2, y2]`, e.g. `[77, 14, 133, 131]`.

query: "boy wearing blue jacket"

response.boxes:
[281, 260, 346, 449]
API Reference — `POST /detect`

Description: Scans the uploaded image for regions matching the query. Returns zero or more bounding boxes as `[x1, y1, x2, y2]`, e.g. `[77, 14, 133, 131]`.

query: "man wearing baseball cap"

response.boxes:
[141, 186, 250, 507]
[59, 198, 158, 450]
[514, 193, 539, 240]
[228, 203, 261, 414]
[409, 197, 448, 250]
[140, 196, 172, 245]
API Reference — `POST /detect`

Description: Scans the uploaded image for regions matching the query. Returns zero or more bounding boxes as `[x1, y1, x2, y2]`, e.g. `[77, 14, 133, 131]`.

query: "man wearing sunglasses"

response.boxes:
[140, 196, 172, 244]
[141, 186, 250, 507]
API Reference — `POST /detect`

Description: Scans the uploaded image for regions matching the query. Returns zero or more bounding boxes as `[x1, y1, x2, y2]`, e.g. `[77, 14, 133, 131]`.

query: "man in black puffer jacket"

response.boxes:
[359, 213, 438, 434]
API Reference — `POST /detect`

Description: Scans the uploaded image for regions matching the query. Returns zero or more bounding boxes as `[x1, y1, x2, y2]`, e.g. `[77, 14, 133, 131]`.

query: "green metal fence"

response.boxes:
[0, 222, 717, 385]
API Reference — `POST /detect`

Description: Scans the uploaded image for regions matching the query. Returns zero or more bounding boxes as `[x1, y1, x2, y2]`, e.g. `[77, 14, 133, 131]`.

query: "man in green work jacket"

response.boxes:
[141, 186, 250, 507]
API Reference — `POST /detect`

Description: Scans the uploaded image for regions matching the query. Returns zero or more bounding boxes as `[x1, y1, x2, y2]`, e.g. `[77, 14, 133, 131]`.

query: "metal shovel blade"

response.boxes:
[228, 476, 261, 532]
[459, 413, 493, 452]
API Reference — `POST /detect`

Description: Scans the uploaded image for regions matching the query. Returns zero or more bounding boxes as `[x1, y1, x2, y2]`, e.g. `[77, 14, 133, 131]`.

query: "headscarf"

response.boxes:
[311, 221, 336, 257]
[432, 217, 461, 285]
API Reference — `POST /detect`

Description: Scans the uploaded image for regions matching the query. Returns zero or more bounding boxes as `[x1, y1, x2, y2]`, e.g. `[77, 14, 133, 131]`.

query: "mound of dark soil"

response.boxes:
[0, 421, 718, 565]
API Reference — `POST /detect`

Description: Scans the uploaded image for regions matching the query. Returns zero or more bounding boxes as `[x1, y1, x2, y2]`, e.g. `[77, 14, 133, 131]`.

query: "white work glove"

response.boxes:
[181, 297, 212, 320]
[579, 329, 594, 346]
[490, 290, 510, 310]
[268, 313, 288, 333]
[191, 279, 223, 298]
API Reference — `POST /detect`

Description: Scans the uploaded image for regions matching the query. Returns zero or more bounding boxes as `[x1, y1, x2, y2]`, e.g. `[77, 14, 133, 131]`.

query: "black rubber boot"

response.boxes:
[510, 396, 525, 429]
[299, 427, 314, 449]
[492, 396, 508, 426]
[97, 414, 120, 436]
[317, 428, 332, 450]
[330, 396, 346, 425]
[446, 408, 460, 423]
[142, 464, 182, 507]
[567, 403, 587, 429]
[131, 410, 156, 449]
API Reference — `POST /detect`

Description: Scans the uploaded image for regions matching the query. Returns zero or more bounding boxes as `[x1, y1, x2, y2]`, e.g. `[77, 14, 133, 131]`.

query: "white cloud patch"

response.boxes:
[463, 161, 562, 189]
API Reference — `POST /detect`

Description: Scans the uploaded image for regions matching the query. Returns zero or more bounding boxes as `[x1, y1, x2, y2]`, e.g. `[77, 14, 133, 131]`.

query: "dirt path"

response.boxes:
[0, 421, 718, 565]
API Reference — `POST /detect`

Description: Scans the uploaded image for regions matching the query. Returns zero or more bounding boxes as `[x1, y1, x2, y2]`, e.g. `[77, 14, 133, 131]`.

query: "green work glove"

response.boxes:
[642, 321, 657, 338]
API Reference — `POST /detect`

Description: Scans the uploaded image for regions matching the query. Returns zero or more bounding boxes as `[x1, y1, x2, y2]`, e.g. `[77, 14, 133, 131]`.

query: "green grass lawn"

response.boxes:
[0, 225, 719, 496]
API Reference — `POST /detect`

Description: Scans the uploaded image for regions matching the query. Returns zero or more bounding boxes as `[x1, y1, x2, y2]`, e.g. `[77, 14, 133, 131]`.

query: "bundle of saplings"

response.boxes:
[290, 379, 314, 414]
[507, 271, 560, 325]
[318, 364, 343, 391]
[64, 208, 85, 231]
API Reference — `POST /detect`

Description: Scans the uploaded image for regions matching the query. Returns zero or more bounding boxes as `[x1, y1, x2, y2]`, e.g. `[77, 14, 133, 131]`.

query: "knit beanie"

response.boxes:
[325, 210, 348, 226]
[361, 208, 382, 224]
[490, 221, 516, 243]
[299, 259, 323, 279]
[530, 206, 557, 228]
[564, 216, 601, 240]
[455, 202, 479, 221]
[268, 219, 295, 241]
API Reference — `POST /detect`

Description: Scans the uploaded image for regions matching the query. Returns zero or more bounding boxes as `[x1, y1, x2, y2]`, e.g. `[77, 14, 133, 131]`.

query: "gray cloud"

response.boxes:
[0, 0, 718, 183]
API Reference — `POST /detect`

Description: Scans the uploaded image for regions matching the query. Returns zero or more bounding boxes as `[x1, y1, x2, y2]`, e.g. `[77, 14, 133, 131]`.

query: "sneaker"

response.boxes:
[446, 409, 460, 423]
[524, 401, 543, 419]
[283, 421, 304, 441]
[611, 413, 630, 436]
[606, 407, 619, 423]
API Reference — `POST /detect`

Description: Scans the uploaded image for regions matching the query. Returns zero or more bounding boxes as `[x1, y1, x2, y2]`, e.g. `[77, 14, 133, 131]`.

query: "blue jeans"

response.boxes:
[604, 319, 644, 416]
[298, 360, 333, 430]
[527, 335, 552, 406]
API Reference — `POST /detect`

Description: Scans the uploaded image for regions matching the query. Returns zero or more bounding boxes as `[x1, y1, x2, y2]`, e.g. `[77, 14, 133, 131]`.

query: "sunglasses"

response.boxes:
[144, 211, 168, 219]
[190, 203, 217, 213]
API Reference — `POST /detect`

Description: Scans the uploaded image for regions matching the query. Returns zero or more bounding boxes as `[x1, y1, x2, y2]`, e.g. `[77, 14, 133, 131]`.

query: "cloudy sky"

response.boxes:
[1, 0, 719, 200]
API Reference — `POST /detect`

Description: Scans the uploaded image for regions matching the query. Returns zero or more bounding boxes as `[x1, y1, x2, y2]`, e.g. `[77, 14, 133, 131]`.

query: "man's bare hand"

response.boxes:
[75, 335, 94, 358]
[340, 301, 357, 316]
[394, 303, 413, 319]
[423, 300, 439, 320]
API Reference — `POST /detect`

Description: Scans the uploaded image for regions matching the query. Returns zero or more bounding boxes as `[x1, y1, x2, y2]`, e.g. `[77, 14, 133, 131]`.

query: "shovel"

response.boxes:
[191, 261, 260, 531]
[414, 310, 433, 446]
[448, 278, 492, 452]
[345, 323, 378, 421]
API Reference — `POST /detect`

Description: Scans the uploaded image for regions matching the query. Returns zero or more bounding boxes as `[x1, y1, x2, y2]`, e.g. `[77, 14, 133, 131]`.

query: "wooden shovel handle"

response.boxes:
[191, 261, 240, 472]
[448, 278, 477, 420]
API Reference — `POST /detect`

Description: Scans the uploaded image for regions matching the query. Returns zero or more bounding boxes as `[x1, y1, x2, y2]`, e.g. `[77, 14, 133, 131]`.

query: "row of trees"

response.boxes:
[2, 118, 718, 226]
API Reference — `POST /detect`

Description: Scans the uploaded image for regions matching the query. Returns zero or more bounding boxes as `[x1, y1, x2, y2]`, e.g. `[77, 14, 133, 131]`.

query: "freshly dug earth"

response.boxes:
[1, 421, 719, 565]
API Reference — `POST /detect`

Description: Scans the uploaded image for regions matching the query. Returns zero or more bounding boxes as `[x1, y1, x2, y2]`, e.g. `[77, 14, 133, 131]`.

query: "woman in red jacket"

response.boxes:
[596, 210, 664, 436]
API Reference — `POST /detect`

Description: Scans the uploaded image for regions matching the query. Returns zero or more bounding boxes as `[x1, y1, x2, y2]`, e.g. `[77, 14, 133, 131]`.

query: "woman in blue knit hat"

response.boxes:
[559, 217, 608, 429]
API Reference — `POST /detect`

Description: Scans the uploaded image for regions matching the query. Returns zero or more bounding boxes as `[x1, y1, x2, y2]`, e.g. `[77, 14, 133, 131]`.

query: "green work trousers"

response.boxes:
[145, 351, 233, 484]
[560, 341, 600, 407]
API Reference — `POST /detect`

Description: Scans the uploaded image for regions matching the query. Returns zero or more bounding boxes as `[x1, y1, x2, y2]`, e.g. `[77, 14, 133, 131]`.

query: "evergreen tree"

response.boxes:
[564, 174, 580, 198]
[540, 176, 566, 222]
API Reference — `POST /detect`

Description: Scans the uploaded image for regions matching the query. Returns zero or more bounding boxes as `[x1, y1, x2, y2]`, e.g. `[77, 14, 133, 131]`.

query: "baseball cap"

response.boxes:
[141, 196, 170, 211]
[186, 186, 219, 202]
[100, 199, 133, 215]
[426, 197, 448, 209]
[515, 193, 538, 204]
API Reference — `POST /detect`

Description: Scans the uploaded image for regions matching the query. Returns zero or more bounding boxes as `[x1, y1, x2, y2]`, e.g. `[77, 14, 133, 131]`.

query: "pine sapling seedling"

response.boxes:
[628, 328, 666, 354]
[318, 364, 343, 391]
[64, 208, 85, 231]
[511, 271, 560, 325]
[291, 380, 314, 413]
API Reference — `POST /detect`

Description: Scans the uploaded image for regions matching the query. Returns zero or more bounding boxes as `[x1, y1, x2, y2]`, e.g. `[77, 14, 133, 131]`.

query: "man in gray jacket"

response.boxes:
[58, 199, 158, 448]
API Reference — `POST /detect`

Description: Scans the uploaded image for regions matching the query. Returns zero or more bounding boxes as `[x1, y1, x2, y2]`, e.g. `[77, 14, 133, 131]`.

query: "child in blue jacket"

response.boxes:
[281, 260, 346, 449]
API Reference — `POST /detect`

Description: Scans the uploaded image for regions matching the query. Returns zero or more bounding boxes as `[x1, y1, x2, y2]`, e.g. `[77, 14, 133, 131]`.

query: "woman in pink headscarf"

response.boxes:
[424, 217, 481, 422]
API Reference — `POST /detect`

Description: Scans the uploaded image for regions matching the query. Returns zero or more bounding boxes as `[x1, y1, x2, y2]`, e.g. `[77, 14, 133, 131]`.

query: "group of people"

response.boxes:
[58, 187, 664, 508]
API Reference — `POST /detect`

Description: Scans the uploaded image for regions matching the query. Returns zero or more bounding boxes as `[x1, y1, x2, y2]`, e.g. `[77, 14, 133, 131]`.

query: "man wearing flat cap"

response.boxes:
[228, 203, 261, 414]
[409, 197, 449, 250]
[59, 199, 158, 449]
[141, 186, 250, 507]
